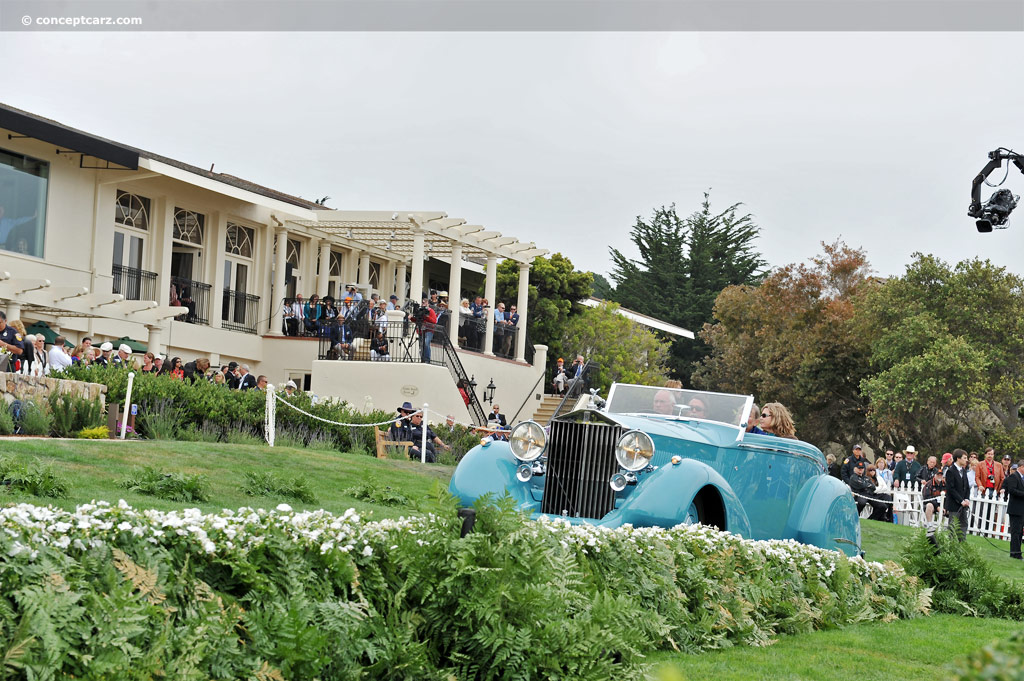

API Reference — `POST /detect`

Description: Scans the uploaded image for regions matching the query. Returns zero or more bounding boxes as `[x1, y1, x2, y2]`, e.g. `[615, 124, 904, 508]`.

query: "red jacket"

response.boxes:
[974, 459, 1005, 493]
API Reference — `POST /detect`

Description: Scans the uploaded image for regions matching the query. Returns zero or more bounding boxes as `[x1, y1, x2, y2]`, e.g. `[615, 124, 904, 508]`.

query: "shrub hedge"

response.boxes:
[58, 365, 484, 457]
[0, 496, 929, 680]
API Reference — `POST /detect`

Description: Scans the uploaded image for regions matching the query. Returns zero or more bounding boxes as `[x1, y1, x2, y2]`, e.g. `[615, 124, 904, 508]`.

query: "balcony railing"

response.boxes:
[222, 289, 260, 334]
[112, 264, 158, 302]
[170, 276, 212, 326]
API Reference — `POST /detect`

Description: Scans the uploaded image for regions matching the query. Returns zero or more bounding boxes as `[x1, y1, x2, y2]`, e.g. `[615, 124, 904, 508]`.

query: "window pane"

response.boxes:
[115, 190, 150, 230]
[112, 232, 124, 268]
[0, 147, 48, 258]
[129, 235, 143, 270]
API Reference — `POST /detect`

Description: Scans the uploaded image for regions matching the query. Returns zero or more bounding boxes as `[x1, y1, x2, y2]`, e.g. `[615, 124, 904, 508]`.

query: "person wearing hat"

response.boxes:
[892, 446, 922, 490]
[345, 283, 362, 302]
[1003, 460, 1024, 559]
[222, 361, 240, 389]
[95, 341, 114, 367]
[388, 402, 417, 443]
[841, 444, 868, 485]
[111, 343, 133, 366]
[552, 358, 568, 395]
[848, 459, 887, 521]
[283, 380, 298, 397]
[153, 354, 165, 375]
[408, 408, 450, 463]
[387, 294, 400, 311]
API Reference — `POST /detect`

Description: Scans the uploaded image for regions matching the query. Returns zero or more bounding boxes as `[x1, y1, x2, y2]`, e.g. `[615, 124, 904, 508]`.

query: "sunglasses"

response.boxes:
[760, 412, 771, 417]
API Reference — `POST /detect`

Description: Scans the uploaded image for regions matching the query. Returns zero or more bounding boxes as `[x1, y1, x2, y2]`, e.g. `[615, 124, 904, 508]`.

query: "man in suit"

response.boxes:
[1004, 461, 1024, 560]
[945, 449, 972, 542]
[236, 364, 256, 391]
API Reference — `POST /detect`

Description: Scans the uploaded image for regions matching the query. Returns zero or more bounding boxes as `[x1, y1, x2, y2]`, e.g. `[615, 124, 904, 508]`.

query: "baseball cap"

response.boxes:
[853, 444, 862, 451]
[118, 344, 132, 354]
[99, 341, 113, 352]
[285, 380, 297, 389]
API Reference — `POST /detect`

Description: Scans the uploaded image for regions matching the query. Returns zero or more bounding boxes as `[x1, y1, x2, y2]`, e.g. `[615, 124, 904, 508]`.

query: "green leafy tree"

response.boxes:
[609, 193, 766, 384]
[561, 301, 671, 392]
[694, 241, 874, 449]
[856, 254, 1024, 454]
[495, 253, 593, 362]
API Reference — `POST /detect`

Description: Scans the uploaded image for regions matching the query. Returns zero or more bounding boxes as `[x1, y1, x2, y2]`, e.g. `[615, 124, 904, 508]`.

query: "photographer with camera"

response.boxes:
[415, 297, 438, 363]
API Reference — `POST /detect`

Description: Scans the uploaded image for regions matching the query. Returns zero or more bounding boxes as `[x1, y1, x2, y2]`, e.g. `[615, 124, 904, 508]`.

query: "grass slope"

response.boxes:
[5, 437, 1024, 582]
[0, 438, 453, 519]
[653, 614, 1022, 681]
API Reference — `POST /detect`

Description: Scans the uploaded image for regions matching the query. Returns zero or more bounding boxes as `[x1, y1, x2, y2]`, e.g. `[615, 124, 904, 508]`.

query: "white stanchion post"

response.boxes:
[421, 402, 429, 464]
[265, 385, 275, 447]
[121, 371, 135, 440]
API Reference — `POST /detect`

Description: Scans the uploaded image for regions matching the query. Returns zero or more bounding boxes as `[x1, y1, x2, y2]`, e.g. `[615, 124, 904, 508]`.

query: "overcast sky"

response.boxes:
[3, 32, 1024, 281]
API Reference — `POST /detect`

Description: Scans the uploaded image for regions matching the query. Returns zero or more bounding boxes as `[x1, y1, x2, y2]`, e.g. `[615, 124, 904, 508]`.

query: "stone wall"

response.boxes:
[0, 372, 107, 408]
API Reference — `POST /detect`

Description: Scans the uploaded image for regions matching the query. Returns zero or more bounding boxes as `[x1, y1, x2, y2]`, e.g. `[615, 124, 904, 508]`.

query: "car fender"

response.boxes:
[448, 442, 537, 511]
[784, 475, 861, 556]
[601, 459, 752, 537]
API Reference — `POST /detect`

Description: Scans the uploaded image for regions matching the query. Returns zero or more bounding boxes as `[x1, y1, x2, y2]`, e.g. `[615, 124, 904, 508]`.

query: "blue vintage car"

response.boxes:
[449, 384, 861, 556]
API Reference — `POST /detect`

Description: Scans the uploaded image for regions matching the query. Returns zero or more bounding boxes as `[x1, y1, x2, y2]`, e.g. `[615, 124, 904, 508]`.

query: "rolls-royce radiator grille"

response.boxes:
[541, 420, 623, 518]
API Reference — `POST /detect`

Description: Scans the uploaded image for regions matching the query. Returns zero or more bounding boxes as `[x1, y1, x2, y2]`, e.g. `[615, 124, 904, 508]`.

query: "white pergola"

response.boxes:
[0, 272, 187, 350]
[284, 211, 548, 362]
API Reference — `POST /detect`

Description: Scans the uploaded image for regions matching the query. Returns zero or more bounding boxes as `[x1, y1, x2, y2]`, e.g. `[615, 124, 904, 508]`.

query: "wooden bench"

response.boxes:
[374, 426, 413, 460]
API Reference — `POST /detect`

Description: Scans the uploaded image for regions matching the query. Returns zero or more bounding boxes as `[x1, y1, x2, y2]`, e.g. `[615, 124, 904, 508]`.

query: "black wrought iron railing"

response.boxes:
[457, 316, 522, 360]
[170, 276, 211, 326]
[112, 264, 157, 302]
[222, 289, 260, 334]
[314, 303, 487, 425]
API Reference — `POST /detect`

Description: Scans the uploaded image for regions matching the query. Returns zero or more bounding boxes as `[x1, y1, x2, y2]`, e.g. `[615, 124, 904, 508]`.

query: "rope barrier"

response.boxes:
[270, 391, 419, 427]
[262, 392, 509, 447]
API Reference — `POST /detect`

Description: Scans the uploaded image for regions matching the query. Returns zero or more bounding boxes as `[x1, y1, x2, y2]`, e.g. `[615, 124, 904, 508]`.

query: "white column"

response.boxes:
[358, 253, 371, 297]
[515, 262, 531, 362]
[396, 263, 408, 305]
[317, 240, 331, 299]
[270, 227, 287, 336]
[146, 324, 163, 357]
[257, 222, 276, 335]
[209, 213, 226, 329]
[483, 255, 497, 357]
[448, 243, 463, 342]
[156, 198, 174, 305]
[5, 302, 21, 322]
[409, 227, 425, 304]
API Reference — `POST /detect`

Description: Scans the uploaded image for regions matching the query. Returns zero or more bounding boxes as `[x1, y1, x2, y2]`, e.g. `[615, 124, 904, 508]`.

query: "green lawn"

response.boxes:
[651, 614, 1022, 681]
[860, 517, 1024, 583]
[0, 437, 454, 519]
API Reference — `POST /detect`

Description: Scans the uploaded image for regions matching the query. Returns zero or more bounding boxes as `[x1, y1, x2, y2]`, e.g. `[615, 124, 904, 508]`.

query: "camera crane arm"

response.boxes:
[969, 148, 1024, 231]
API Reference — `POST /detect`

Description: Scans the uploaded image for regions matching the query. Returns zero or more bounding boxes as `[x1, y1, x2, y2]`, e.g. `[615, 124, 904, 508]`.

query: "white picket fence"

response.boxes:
[881, 480, 1013, 540]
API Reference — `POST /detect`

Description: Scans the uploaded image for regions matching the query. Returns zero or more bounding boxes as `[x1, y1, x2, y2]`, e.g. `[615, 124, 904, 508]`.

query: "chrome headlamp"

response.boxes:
[510, 420, 546, 462]
[615, 430, 655, 471]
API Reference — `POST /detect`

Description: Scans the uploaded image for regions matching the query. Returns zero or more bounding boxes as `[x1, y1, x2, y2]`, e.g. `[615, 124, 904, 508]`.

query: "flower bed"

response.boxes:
[0, 498, 930, 680]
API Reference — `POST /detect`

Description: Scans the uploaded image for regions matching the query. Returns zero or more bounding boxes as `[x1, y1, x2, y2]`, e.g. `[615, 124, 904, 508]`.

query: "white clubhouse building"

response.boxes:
[0, 102, 553, 424]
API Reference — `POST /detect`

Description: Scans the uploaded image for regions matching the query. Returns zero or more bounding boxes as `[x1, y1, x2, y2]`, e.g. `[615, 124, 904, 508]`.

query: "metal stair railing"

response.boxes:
[548, 360, 598, 422]
[436, 329, 487, 426]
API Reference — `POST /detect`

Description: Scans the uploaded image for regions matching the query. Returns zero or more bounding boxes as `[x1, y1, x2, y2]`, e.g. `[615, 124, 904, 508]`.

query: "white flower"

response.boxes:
[276, 503, 293, 513]
[361, 545, 373, 557]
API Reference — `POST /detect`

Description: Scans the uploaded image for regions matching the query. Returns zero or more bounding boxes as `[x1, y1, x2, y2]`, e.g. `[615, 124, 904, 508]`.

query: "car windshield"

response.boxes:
[605, 384, 753, 428]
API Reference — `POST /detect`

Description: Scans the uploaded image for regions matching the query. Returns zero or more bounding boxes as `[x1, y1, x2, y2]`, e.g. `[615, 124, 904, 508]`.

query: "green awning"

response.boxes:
[25, 321, 58, 344]
[113, 336, 148, 353]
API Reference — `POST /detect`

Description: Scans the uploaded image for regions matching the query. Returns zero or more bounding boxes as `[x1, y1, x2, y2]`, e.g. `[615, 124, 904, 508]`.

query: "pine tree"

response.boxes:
[609, 193, 766, 384]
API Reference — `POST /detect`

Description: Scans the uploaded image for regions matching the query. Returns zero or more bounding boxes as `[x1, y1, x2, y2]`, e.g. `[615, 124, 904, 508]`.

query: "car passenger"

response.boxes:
[652, 389, 676, 415]
[759, 402, 797, 439]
